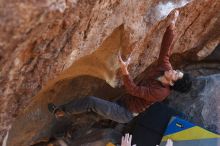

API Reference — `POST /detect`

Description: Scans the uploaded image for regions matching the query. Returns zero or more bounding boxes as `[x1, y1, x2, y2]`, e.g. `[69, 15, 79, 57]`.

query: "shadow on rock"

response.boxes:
[7, 75, 124, 146]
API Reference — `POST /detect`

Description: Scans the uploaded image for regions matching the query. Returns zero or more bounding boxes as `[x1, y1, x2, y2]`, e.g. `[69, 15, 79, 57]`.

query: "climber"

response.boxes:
[47, 9, 192, 124]
[117, 9, 192, 115]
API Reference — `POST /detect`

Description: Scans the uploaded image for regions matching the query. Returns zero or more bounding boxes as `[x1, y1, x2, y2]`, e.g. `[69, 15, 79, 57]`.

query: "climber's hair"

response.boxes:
[171, 73, 193, 93]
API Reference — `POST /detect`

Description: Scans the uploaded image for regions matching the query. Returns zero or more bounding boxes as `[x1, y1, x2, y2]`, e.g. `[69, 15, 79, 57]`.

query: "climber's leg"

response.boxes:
[48, 96, 133, 123]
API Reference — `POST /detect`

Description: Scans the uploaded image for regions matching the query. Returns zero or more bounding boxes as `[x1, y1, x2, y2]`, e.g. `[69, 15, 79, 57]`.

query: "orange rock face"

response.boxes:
[0, 0, 219, 145]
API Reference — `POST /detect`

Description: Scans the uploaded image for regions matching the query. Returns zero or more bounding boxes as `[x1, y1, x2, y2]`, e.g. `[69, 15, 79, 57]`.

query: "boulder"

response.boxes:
[0, 0, 219, 145]
[168, 74, 220, 134]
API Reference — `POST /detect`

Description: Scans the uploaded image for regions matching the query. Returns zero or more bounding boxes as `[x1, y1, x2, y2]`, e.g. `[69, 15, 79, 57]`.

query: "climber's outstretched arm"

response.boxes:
[158, 10, 179, 70]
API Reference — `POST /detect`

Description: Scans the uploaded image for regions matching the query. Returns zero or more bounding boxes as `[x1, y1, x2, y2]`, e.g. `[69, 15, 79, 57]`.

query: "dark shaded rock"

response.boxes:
[204, 44, 220, 62]
[183, 63, 220, 77]
[6, 76, 123, 146]
[168, 74, 220, 133]
[70, 128, 122, 146]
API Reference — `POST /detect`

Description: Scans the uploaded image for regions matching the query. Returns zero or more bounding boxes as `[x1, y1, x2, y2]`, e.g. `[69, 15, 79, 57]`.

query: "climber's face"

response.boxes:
[164, 70, 183, 86]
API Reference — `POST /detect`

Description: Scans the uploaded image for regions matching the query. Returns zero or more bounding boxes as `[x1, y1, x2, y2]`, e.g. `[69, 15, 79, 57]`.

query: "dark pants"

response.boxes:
[127, 102, 180, 146]
[59, 96, 133, 123]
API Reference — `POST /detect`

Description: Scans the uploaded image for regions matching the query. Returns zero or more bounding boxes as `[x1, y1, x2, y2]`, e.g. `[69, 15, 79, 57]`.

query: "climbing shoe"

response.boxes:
[48, 103, 65, 118]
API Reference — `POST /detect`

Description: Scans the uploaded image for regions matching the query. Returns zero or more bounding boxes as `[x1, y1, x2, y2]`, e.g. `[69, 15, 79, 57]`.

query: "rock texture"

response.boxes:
[0, 0, 220, 145]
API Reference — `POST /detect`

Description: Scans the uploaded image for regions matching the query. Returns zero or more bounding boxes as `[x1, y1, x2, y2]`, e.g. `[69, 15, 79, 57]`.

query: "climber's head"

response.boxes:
[162, 70, 192, 93]
[171, 72, 192, 93]
[164, 70, 183, 83]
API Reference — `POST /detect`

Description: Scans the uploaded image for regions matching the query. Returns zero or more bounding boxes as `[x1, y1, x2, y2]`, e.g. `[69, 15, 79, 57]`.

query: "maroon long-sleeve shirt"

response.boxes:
[121, 25, 175, 113]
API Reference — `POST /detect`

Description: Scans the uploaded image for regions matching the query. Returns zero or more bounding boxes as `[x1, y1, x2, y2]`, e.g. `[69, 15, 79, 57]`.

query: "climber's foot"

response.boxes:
[48, 103, 65, 119]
